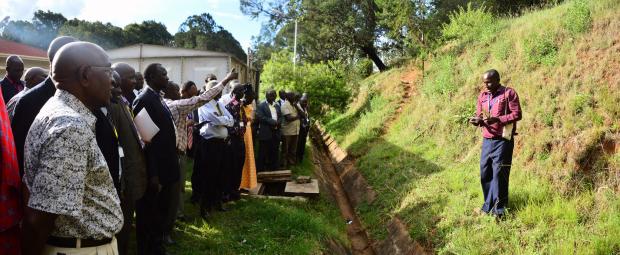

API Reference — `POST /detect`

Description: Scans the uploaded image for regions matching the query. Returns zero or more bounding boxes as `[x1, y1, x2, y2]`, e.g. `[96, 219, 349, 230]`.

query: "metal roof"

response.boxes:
[0, 39, 47, 59]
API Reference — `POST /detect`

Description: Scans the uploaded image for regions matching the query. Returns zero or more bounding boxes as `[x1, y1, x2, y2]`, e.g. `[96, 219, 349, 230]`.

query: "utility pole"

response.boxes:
[293, 19, 298, 69]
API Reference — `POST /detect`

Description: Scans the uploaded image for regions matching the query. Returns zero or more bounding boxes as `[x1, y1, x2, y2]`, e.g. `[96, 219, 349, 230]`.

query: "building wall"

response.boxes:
[110, 56, 230, 89]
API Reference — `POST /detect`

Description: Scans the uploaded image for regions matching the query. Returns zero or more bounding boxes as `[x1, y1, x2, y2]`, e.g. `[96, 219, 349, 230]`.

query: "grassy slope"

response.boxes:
[170, 147, 348, 255]
[325, 0, 620, 254]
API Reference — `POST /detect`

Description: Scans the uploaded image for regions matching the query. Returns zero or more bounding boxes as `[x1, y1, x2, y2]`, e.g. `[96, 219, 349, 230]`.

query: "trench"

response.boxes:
[309, 127, 376, 255]
[309, 123, 429, 255]
[249, 122, 425, 254]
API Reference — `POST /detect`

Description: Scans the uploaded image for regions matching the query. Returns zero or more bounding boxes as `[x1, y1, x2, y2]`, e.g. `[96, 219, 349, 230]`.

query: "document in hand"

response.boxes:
[134, 108, 160, 143]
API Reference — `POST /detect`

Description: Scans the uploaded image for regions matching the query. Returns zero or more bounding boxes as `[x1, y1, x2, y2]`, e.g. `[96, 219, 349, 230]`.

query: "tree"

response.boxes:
[124, 21, 173, 46]
[174, 13, 247, 61]
[241, 0, 389, 71]
[1, 10, 67, 49]
[59, 19, 125, 49]
[30, 10, 68, 48]
[1, 20, 40, 47]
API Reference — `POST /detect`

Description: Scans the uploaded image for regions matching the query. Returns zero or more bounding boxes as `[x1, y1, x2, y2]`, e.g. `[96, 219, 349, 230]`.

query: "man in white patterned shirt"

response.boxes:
[21, 42, 123, 255]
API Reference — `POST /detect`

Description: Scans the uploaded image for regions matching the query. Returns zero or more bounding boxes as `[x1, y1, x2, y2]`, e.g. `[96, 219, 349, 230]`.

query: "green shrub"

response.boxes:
[261, 50, 351, 118]
[563, 0, 592, 36]
[423, 54, 458, 96]
[522, 33, 558, 66]
[442, 3, 498, 45]
[569, 93, 593, 114]
[355, 58, 374, 78]
[492, 38, 512, 60]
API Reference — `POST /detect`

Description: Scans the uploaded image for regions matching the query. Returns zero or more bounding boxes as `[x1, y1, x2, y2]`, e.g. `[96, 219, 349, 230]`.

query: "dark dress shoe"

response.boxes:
[215, 204, 229, 212]
[164, 235, 175, 245]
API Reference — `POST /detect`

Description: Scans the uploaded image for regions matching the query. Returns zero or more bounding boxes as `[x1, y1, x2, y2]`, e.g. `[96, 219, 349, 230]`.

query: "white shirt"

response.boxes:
[198, 99, 234, 140]
[268, 103, 278, 121]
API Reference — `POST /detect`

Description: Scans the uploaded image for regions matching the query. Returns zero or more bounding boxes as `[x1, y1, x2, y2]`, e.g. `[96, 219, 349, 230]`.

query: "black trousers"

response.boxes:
[224, 136, 246, 198]
[297, 126, 309, 163]
[191, 137, 203, 203]
[116, 196, 135, 255]
[135, 193, 163, 255]
[199, 137, 227, 210]
[257, 137, 279, 172]
[134, 180, 179, 255]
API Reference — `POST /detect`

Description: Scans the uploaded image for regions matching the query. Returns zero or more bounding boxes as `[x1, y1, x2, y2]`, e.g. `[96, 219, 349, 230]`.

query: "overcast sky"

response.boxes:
[0, 0, 262, 52]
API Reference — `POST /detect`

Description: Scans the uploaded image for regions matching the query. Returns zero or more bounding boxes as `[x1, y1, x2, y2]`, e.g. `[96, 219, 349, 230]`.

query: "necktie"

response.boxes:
[215, 102, 223, 115]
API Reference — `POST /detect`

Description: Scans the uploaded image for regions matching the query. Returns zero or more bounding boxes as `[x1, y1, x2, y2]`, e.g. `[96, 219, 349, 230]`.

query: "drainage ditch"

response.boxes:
[310, 123, 428, 255]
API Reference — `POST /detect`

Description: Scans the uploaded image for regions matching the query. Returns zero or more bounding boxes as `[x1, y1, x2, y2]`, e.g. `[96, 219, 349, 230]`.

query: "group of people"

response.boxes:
[0, 35, 311, 255]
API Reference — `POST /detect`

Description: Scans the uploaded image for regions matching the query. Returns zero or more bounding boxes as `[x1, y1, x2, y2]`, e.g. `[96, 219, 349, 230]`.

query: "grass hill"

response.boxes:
[324, 0, 620, 253]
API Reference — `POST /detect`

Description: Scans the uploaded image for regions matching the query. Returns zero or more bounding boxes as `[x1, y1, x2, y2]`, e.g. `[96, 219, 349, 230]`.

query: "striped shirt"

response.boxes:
[164, 82, 224, 151]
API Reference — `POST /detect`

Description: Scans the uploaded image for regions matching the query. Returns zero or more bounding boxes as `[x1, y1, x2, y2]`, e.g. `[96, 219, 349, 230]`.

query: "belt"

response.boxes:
[47, 236, 113, 248]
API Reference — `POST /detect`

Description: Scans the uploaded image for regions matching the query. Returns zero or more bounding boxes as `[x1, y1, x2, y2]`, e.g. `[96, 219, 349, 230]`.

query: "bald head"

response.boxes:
[112, 62, 137, 95]
[111, 70, 122, 98]
[164, 81, 181, 100]
[5, 55, 24, 81]
[48, 36, 78, 63]
[52, 41, 113, 109]
[23, 67, 47, 88]
[266, 89, 276, 103]
[6, 55, 22, 65]
[135, 71, 144, 90]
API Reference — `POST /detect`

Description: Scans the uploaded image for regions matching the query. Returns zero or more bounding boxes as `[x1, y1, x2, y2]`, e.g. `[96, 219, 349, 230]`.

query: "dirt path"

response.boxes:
[381, 68, 421, 135]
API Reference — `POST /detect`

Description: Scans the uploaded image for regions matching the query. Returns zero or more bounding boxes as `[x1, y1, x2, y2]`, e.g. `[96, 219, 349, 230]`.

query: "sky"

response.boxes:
[0, 0, 263, 52]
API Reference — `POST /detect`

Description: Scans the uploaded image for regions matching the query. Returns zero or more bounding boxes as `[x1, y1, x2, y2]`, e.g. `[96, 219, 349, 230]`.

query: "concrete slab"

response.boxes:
[285, 179, 319, 195]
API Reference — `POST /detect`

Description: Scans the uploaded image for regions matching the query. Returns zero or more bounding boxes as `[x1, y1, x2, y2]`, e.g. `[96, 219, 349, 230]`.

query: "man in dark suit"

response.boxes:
[132, 63, 178, 255]
[1, 55, 25, 103]
[256, 89, 282, 172]
[11, 36, 78, 176]
[109, 63, 148, 255]
[95, 71, 122, 194]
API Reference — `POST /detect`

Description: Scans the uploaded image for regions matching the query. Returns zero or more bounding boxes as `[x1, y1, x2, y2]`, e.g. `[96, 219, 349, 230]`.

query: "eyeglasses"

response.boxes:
[88, 65, 114, 78]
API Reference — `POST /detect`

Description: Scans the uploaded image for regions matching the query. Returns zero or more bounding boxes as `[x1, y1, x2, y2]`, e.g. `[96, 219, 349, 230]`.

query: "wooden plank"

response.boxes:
[248, 183, 264, 195]
[258, 177, 293, 183]
[247, 195, 308, 202]
[285, 180, 319, 195]
[257, 170, 292, 177]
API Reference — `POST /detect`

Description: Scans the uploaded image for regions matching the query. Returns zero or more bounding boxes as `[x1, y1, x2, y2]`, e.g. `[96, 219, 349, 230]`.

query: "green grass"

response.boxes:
[167, 148, 348, 255]
[323, 0, 620, 253]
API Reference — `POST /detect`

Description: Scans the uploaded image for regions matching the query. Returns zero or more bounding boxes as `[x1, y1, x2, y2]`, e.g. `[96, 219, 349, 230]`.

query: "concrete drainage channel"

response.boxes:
[310, 123, 428, 255]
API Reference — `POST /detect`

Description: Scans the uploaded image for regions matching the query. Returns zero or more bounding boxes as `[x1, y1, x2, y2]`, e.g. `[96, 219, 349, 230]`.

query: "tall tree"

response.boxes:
[124, 21, 173, 46]
[59, 19, 125, 49]
[241, 0, 388, 71]
[174, 13, 247, 61]
[1, 10, 67, 49]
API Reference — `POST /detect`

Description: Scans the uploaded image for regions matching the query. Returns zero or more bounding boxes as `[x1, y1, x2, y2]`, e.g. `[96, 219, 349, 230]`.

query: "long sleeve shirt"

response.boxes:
[198, 99, 234, 140]
[223, 97, 247, 138]
[475, 86, 522, 139]
[164, 82, 224, 151]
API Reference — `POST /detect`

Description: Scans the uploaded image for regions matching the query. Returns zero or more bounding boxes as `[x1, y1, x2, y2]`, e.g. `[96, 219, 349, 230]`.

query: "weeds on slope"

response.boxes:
[324, 0, 620, 253]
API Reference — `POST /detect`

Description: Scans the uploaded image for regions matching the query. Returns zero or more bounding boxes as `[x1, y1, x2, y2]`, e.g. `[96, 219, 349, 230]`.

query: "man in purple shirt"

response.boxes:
[469, 69, 522, 217]
[0, 55, 25, 103]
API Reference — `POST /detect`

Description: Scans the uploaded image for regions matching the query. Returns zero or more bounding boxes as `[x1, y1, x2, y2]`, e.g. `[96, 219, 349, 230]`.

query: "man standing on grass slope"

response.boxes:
[469, 69, 522, 217]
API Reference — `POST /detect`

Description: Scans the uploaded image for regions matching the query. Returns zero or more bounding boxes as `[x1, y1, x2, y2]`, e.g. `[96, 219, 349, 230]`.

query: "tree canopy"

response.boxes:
[0, 10, 245, 62]
[241, 0, 563, 71]
[174, 13, 247, 61]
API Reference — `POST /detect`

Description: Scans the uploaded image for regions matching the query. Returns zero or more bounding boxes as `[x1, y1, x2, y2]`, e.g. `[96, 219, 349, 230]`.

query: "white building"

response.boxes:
[106, 44, 256, 88]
